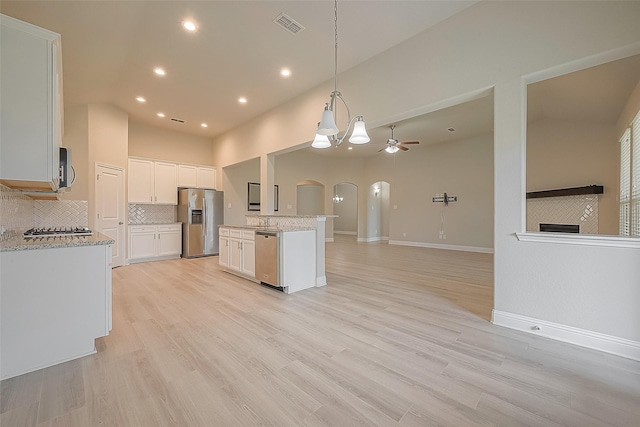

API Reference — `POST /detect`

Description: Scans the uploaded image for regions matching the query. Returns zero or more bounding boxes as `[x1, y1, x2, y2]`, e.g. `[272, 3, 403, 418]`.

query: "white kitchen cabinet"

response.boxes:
[242, 239, 256, 277]
[0, 243, 112, 380]
[157, 224, 182, 257]
[219, 227, 255, 280]
[128, 158, 177, 205]
[229, 236, 242, 271]
[196, 167, 216, 189]
[0, 15, 63, 191]
[129, 223, 181, 263]
[219, 228, 229, 268]
[177, 164, 197, 187]
[154, 162, 178, 204]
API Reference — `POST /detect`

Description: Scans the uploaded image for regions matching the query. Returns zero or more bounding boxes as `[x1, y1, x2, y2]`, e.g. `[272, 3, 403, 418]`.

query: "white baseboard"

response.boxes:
[388, 240, 493, 254]
[357, 236, 389, 243]
[334, 231, 357, 235]
[492, 310, 640, 361]
[325, 238, 334, 243]
[316, 276, 327, 286]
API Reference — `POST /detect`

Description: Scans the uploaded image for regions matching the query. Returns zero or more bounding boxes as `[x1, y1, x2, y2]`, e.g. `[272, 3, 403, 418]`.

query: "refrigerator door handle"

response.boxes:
[202, 198, 206, 238]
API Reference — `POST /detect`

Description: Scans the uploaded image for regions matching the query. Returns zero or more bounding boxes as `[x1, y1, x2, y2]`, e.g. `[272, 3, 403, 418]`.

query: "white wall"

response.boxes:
[61, 105, 89, 201]
[87, 104, 128, 230]
[221, 158, 260, 226]
[211, 2, 640, 344]
[297, 184, 325, 216]
[128, 122, 214, 166]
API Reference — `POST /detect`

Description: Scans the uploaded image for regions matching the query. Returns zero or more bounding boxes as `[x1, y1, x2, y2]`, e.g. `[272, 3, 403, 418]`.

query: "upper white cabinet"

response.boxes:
[196, 167, 216, 189]
[128, 158, 177, 205]
[178, 164, 216, 189]
[154, 162, 178, 204]
[128, 159, 154, 203]
[0, 15, 63, 191]
[177, 164, 197, 188]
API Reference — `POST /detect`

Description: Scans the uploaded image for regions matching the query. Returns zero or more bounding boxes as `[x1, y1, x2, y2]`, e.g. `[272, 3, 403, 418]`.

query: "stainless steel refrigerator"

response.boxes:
[178, 188, 224, 258]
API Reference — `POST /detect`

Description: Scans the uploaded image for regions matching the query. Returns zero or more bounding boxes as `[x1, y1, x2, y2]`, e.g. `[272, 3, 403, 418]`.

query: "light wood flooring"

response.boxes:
[1, 235, 639, 426]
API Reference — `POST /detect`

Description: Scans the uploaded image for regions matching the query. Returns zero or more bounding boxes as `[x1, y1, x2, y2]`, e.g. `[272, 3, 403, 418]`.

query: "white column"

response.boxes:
[493, 79, 527, 315]
[315, 216, 327, 286]
[260, 154, 275, 215]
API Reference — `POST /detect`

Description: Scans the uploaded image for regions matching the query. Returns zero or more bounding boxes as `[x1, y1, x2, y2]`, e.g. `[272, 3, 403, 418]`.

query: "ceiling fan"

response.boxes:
[377, 125, 419, 153]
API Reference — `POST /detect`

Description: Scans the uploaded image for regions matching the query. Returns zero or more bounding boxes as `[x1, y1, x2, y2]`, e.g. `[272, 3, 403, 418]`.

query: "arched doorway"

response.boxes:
[333, 182, 358, 240]
[296, 180, 325, 215]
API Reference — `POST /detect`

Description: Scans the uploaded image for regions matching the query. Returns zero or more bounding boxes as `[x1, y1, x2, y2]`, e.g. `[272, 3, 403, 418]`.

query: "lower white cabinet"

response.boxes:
[219, 228, 255, 279]
[0, 244, 112, 380]
[129, 223, 182, 263]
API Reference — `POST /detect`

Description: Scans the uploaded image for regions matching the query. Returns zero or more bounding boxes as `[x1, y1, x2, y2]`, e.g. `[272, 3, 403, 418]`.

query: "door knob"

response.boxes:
[119, 221, 124, 225]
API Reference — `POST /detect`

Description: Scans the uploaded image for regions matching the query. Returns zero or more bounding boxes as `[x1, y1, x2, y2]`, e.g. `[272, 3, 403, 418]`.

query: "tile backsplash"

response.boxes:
[128, 204, 177, 225]
[527, 194, 599, 234]
[0, 185, 33, 240]
[34, 200, 88, 228]
[0, 184, 89, 241]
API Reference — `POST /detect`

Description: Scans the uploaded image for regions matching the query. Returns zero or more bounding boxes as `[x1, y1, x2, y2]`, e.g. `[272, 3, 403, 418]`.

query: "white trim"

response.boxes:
[315, 276, 327, 287]
[334, 231, 357, 235]
[325, 238, 334, 243]
[358, 236, 389, 243]
[388, 240, 493, 254]
[128, 254, 180, 264]
[516, 232, 640, 249]
[492, 310, 640, 361]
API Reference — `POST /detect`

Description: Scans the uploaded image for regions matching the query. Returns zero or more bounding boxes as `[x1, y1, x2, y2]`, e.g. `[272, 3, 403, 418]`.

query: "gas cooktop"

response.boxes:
[23, 227, 93, 238]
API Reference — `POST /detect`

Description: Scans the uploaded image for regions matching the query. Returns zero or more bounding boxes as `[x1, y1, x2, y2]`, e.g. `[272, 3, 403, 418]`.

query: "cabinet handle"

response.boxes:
[150, 196, 153, 202]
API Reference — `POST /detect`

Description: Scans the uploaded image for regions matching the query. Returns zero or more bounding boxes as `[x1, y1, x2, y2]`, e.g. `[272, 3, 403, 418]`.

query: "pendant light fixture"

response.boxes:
[312, 0, 370, 148]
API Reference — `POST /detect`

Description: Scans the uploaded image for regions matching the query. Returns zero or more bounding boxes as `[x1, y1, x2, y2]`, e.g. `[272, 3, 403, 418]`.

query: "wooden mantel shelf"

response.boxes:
[526, 185, 604, 199]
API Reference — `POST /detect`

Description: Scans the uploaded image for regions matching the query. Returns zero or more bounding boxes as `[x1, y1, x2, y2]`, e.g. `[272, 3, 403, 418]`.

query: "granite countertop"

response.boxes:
[220, 225, 316, 232]
[245, 214, 338, 218]
[0, 232, 115, 252]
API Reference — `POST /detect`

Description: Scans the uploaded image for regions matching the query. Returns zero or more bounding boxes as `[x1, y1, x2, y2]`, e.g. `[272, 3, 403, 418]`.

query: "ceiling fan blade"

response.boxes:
[377, 147, 387, 152]
[398, 145, 409, 151]
[400, 141, 420, 145]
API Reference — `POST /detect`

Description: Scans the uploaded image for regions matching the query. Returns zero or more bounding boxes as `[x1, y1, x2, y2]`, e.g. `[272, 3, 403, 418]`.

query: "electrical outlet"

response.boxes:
[227, 203, 232, 209]
[402, 232, 406, 237]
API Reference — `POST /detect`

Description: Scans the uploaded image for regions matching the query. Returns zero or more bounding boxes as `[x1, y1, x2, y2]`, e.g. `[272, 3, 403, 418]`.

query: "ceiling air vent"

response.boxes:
[273, 13, 305, 35]
[170, 118, 185, 124]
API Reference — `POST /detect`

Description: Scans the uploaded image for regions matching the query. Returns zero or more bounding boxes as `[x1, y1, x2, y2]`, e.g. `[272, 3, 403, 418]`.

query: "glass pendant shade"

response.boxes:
[385, 145, 400, 154]
[317, 105, 339, 136]
[348, 118, 370, 144]
[312, 133, 331, 148]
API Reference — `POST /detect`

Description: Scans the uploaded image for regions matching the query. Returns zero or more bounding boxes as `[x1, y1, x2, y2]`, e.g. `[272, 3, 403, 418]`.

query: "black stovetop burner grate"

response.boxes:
[24, 227, 93, 238]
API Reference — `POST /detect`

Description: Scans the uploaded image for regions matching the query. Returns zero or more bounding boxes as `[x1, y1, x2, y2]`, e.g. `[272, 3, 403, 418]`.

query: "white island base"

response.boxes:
[278, 229, 316, 293]
[220, 215, 328, 294]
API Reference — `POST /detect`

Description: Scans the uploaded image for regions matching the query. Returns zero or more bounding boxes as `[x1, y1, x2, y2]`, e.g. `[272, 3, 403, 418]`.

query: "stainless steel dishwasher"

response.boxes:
[255, 231, 280, 287]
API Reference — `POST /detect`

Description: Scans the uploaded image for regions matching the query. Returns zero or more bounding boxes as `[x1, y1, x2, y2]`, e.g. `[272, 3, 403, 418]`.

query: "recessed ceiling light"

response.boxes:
[201, 123, 208, 128]
[157, 113, 165, 118]
[238, 97, 247, 104]
[280, 68, 291, 77]
[182, 20, 197, 32]
[154, 68, 166, 76]
[348, 147, 353, 150]
[136, 96, 146, 103]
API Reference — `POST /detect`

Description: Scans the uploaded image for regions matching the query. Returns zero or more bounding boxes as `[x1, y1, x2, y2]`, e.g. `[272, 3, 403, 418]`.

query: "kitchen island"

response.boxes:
[219, 215, 332, 293]
[0, 232, 114, 380]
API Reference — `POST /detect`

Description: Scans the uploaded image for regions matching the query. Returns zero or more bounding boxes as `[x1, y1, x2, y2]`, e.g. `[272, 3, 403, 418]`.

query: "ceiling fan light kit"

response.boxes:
[312, 0, 370, 149]
[378, 124, 420, 154]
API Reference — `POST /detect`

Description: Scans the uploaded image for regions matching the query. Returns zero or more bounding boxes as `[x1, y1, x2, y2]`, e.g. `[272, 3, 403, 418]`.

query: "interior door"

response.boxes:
[96, 163, 125, 267]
